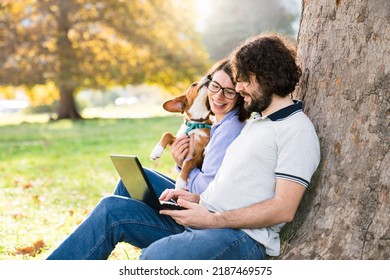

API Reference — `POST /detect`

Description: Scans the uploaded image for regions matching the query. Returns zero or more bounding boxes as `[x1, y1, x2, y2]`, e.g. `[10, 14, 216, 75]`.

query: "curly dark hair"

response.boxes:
[206, 58, 250, 121]
[230, 33, 302, 98]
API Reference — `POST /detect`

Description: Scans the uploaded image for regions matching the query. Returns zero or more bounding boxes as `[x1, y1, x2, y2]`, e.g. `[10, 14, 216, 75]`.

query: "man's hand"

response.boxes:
[159, 199, 214, 228]
[159, 189, 200, 204]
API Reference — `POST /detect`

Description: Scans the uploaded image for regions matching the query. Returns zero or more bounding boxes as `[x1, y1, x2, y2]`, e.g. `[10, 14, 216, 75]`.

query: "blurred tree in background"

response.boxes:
[202, 0, 299, 60]
[0, 0, 301, 119]
[0, 0, 209, 119]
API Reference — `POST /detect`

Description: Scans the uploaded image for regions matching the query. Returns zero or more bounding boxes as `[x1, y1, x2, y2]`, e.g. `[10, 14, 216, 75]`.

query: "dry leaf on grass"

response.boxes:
[23, 181, 33, 189]
[15, 239, 46, 257]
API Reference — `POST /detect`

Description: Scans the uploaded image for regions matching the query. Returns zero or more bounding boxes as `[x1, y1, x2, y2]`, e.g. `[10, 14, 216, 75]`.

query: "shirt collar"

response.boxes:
[266, 100, 303, 121]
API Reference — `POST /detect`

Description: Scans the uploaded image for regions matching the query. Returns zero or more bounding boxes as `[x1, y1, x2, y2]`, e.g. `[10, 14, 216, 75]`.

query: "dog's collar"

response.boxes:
[184, 121, 212, 136]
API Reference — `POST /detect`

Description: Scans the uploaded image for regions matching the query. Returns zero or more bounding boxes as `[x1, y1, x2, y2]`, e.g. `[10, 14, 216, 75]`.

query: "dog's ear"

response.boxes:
[162, 95, 186, 113]
[205, 95, 212, 114]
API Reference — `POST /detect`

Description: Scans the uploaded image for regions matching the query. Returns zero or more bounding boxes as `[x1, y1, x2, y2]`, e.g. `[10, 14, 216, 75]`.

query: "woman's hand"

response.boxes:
[170, 136, 190, 168]
[170, 134, 196, 168]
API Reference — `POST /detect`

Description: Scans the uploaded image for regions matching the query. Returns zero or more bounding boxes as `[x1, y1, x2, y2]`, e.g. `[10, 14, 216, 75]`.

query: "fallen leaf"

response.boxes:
[15, 240, 46, 257]
[33, 240, 45, 252]
[23, 181, 33, 189]
[15, 246, 34, 256]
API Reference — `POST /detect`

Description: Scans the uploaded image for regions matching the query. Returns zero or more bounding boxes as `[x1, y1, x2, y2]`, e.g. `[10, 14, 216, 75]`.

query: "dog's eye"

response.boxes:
[191, 82, 198, 87]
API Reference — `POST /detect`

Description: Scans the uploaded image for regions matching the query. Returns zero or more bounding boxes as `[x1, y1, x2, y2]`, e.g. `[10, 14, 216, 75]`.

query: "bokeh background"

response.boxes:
[0, 0, 300, 122]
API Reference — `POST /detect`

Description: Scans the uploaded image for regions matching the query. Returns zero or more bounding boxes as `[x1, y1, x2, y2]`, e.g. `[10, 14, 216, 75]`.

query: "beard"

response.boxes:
[242, 89, 272, 113]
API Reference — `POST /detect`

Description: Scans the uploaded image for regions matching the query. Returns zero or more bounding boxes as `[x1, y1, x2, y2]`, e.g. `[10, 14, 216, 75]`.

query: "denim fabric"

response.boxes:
[140, 228, 266, 260]
[47, 168, 266, 260]
[47, 195, 184, 260]
[47, 168, 179, 260]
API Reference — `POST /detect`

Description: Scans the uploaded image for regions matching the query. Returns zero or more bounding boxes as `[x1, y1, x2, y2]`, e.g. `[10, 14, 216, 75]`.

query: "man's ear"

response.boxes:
[162, 95, 186, 113]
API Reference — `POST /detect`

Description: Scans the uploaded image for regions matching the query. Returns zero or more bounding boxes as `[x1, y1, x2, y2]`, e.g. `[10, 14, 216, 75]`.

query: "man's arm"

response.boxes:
[211, 179, 306, 229]
[161, 179, 306, 229]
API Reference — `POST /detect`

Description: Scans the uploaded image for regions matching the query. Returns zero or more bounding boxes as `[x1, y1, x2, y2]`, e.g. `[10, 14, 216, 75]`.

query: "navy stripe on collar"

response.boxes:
[267, 100, 303, 121]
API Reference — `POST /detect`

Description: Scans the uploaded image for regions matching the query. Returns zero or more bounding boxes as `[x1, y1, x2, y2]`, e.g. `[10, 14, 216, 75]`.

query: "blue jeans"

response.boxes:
[47, 168, 266, 260]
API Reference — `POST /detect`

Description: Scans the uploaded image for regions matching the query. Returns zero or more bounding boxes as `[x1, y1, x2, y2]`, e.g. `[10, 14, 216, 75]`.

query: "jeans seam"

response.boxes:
[243, 242, 265, 260]
[212, 232, 265, 260]
[212, 231, 246, 260]
[110, 219, 183, 234]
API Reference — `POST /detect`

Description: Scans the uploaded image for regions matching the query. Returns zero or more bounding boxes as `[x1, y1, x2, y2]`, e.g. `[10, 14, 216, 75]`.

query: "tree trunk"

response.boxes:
[55, 0, 82, 120]
[56, 87, 81, 120]
[283, 0, 389, 259]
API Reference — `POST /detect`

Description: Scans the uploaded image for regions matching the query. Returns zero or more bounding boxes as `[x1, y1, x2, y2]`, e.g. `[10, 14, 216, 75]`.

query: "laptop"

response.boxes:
[110, 154, 185, 210]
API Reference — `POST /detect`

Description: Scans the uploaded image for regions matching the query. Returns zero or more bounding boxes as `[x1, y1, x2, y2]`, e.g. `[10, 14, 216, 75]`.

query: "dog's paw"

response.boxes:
[175, 178, 187, 190]
[150, 144, 164, 160]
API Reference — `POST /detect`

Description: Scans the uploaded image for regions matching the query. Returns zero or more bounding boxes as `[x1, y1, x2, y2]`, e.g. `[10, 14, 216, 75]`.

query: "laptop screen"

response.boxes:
[110, 154, 185, 210]
[110, 154, 161, 209]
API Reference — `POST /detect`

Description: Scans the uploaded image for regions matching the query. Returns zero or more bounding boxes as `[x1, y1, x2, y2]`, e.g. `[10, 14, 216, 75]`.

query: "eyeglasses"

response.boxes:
[207, 80, 238, 100]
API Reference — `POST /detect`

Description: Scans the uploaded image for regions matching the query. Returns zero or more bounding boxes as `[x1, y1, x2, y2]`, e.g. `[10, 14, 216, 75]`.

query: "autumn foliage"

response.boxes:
[0, 0, 210, 119]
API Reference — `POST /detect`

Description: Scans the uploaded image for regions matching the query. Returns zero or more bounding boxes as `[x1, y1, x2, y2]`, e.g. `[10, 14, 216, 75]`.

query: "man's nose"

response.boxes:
[235, 82, 244, 93]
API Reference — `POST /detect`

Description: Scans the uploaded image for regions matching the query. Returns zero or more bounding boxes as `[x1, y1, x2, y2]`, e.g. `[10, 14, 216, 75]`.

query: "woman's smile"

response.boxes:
[207, 70, 239, 122]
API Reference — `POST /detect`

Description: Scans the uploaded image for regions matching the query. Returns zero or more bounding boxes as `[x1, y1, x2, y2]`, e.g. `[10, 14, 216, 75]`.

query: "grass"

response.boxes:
[0, 114, 181, 260]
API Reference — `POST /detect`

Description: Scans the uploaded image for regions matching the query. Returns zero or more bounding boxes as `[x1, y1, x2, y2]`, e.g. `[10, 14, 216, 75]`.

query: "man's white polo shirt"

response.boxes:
[200, 101, 320, 256]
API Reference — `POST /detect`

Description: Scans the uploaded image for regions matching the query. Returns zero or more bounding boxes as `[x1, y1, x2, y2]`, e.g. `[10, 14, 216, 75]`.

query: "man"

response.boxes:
[142, 33, 320, 259]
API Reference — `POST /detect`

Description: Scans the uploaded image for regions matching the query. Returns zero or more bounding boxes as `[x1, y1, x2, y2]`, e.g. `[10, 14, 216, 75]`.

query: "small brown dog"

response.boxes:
[150, 77, 212, 189]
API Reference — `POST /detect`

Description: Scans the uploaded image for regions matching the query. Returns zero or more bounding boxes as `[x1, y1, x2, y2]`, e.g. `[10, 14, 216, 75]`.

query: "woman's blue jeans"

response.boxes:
[47, 168, 266, 260]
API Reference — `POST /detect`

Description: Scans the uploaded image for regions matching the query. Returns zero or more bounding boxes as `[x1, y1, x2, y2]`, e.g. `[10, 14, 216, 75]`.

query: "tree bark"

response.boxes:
[283, 0, 390, 259]
[55, 0, 82, 120]
[56, 87, 81, 120]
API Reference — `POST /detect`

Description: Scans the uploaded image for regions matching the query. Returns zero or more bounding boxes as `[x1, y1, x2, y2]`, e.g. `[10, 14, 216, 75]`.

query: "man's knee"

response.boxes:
[139, 237, 178, 260]
[139, 243, 169, 260]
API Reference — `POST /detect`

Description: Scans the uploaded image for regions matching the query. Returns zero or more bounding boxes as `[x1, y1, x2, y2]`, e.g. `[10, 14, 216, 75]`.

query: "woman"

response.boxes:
[47, 58, 249, 260]
[114, 58, 248, 198]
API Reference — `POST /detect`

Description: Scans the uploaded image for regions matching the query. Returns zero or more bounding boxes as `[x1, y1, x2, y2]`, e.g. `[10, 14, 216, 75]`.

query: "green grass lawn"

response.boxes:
[0, 115, 181, 260]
